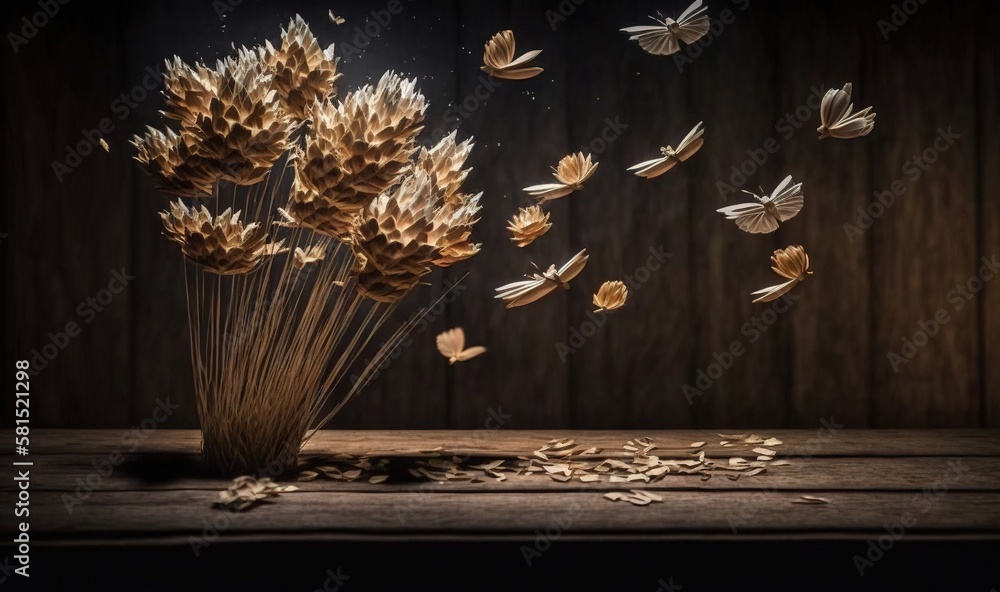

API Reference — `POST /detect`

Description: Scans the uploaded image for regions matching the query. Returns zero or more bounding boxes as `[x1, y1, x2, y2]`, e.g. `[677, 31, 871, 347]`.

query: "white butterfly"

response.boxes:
[436, 327, 487, 364]
[481, 30, 543, 81]
[716, 175, 804, 234]
[328, 10, 345, 25]
[628, 121, 705, 179]
[495, 249, 589, 309]
[751, 245, 812, 303]
[817, 83, 875, 140]
[621, 0, 711, 56]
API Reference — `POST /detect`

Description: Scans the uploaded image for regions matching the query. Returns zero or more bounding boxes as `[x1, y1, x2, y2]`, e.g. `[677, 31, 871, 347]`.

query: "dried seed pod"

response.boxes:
[593, 280, 628, 313]
[264, 15, 341, 120]
[507, 206, 552, 247]
[160, 200, 271, 275]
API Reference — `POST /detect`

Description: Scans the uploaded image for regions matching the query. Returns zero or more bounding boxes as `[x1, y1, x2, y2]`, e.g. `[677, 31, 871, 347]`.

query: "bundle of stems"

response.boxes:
[134, 16, 482, 474]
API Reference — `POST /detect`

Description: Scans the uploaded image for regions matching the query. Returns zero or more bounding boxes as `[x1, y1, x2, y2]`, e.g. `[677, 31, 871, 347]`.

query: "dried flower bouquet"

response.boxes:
[133, 15, 482, 474]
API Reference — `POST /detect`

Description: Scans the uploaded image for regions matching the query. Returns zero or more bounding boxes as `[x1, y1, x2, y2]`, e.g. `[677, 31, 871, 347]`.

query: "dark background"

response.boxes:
[2, 0, 998, 430]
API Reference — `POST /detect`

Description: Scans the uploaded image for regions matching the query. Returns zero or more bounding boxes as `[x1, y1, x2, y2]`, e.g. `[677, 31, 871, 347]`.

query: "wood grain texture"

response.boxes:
[564, 0, 694, 428]
[13, 429, 1000, 457]
[868, 0, 979, 427]
[1, 3, 133, 426]
[776, 1, 871, 427]
[684, 3, 785, 426]
[447, 0, 572, 427]
[980, 2, 1000, 427]
[1, 0, 996, 430]
[30, 490, 1000, 537]
[9, 455, 998, 493]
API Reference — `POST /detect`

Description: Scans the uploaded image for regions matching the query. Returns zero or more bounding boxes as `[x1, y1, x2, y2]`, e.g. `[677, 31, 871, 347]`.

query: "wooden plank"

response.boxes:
[32, 490, 1000, 536]
[684, 1, 785, 426]
[13, 429, 1000, 456]
[563, 1, 693, 428]
[776, 1, 871, 426]
[868, 1, 979, 426]
[10, 455, 996, 493]
[447, 0, 572, 427]
[980, 2, 1000, 427]
[1, 3, 132, 427]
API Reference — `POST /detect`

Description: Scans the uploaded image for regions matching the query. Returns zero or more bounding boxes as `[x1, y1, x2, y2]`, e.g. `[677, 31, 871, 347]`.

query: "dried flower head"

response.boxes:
[507, 206, 552, 247]
[290, 71, 427, 239]
[523, 152, 599, 202]
[132, 126, 218, 197]
[413, 131, 474, 205]
[189, 47, 299, 185]
[160, 200, 271, 275]
[351, 169, 482, 302]
[752, 244, 813, 303]
[265, 15, 341, 120]
[593, 280, 628, 313]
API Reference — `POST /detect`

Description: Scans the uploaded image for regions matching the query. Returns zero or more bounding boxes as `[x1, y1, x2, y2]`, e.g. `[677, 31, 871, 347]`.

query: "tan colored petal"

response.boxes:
[593, 280, 628, 313]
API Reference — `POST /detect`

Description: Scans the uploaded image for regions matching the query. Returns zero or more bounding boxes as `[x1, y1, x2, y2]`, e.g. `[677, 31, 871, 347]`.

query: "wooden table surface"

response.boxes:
[5, 429, 1000, 591]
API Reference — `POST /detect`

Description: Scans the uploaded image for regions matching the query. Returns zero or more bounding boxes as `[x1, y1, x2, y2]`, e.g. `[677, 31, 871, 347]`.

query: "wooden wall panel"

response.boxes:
[868, 0, 979, 427]
[1, 3, 133, 426]
[979, 2, 1000, 427]
[564, 0, 694, 428]
[776, 1, 871, 427]
[1, 0, 995, 430]
[685, 2, 785, 427]
[447, 0, 572, 428]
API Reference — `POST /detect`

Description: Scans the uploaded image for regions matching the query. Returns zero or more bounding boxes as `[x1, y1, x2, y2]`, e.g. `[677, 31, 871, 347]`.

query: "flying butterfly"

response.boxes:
[817, 82, 876, 140]
[621, 0, 710, 56]
[716, 174, 804, 234]
[328, 10, 346, 25]
[481, 30, 543, 81]
[628, 121, 705, 179]
[523, 152, 599, 202]
[495, 249, 589, 309]
[751, 245, 813, 303]
[436, 327, 487, 365]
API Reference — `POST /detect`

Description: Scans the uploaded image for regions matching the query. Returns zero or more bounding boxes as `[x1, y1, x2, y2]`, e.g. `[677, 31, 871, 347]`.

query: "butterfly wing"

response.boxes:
[828, 107, 876, 139]
[768, 176, 804, 222]
[674, 122, 706, 160]
[523, 183, 575, 202]
[504, 49, 542, 69]
[676, 0, 707, 23]
[628, 155, 676, 179]
[751, 278, 800, 303]
[622, 25, 680, 56]
[716, 202, 766, 219]
[556, 249, 590, 282]
[436, 328, 465, 359]
[717, 201, 779, 234]
[455, 346, 487, 362]
[491, 67, 543, 81]
[819, 84, 853, 135]
[506, 281, 560, 308]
